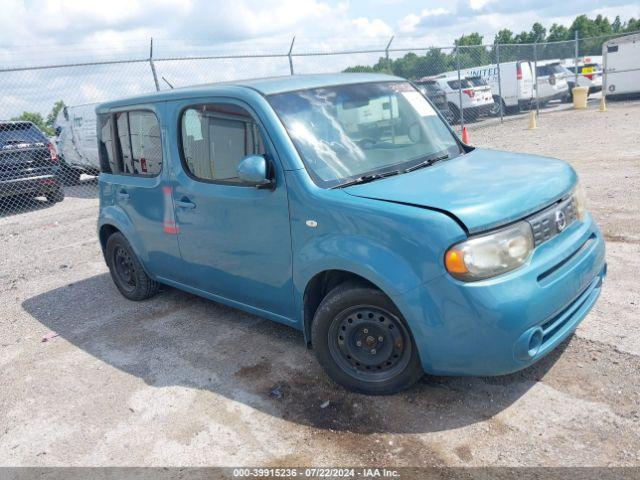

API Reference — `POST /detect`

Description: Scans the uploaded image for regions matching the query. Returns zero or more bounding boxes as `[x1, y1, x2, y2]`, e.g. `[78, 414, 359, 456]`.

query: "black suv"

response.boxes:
[415, 80, 454, 122]
[0, 121, 64, 204]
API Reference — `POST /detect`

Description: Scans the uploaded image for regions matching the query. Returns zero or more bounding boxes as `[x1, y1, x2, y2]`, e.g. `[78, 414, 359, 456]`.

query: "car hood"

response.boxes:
[343, 148, 577, 234]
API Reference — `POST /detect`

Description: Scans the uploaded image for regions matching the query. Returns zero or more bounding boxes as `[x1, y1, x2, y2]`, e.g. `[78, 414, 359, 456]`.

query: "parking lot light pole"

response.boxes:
[385, 36, 394, 71]
[496, 42, 504, 123]
[288, 36, 296, 76]
[533, 42, 539, 116]
[574, 31, 579, 88]
[149, 37, 160, 92]
[456, 45, 464, 130]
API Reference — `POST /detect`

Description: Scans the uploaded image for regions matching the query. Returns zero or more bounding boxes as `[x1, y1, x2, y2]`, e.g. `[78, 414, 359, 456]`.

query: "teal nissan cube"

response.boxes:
[96, 73, 606, 395]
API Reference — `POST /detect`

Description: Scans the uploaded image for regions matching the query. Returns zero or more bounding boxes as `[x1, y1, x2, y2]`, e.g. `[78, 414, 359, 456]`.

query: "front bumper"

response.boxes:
[399, 213, 606, 376]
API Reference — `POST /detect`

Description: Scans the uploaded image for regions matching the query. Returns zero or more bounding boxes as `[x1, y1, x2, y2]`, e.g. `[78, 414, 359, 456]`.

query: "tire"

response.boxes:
[46, 187, 65, 203]
[311, 282, 423, 395]
[105, 232, 159, 301]
[448, 102, 460, 124]
[489, 96, 507, 117]
[60, 163, 81, 186]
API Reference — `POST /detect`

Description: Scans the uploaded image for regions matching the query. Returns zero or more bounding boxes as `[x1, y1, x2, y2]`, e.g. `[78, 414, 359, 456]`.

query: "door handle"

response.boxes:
[116, 190, 129, 200]
[175, 198, 196, 209]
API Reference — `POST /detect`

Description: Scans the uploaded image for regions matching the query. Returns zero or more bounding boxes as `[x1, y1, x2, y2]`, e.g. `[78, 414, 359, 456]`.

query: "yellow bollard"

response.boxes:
[599, 96, 607, 112]
[528, 111, 537, 130]
[572, 86, 589, 109]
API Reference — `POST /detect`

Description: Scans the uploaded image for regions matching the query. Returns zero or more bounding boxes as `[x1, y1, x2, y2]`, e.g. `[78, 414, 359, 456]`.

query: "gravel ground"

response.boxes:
[0, 100, 639, 468]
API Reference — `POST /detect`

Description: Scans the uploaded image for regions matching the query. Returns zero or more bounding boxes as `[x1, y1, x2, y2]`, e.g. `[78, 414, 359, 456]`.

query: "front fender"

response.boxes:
[295, 234, 422, 301]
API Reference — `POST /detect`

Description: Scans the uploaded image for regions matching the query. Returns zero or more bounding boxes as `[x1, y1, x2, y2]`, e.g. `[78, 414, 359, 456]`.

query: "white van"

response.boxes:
[457, 61, 535, 115]
[603, 33, 640, 97]
[54, 103, 100, 184]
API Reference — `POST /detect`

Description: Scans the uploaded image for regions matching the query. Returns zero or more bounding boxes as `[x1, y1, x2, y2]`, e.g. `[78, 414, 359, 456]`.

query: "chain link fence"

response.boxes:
[1, 32, 638, 219]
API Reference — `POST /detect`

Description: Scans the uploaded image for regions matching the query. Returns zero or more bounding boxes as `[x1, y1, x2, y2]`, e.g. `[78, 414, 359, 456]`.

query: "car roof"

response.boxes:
[97, 73, 404, 111]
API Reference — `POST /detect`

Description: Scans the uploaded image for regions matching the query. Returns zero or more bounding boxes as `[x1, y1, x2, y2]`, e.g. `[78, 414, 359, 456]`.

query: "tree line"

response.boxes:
[10, 100, 65, 137]
[344, 14, 640, 80]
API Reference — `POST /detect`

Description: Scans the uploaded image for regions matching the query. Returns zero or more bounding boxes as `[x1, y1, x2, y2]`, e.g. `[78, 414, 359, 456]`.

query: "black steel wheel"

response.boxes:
[311, 282, 423, 395]
[105, 232, 159, 301]
[328, 305, 412, 383]
[113, 245, 137, 294]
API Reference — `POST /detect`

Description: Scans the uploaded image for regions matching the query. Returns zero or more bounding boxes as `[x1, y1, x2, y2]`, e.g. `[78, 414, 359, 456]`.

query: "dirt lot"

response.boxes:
[1, 101, 639, 468]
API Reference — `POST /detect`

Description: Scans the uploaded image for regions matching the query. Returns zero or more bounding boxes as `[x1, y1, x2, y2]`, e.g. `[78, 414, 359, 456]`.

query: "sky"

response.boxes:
[0, 0, 638, 117]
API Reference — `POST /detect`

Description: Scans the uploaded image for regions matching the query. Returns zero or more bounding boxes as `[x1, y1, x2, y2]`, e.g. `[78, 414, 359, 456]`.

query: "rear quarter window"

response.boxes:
[98, 110, 162, 176]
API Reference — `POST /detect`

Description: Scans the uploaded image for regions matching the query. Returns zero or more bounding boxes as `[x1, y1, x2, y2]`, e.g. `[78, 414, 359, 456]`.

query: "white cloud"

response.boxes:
[351, 17, 393, 37]
[469, 0, 494, 10]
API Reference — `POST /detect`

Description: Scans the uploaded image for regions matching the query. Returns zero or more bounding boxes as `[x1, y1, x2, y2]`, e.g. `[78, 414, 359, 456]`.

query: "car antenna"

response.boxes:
[162, 76, 174, 89]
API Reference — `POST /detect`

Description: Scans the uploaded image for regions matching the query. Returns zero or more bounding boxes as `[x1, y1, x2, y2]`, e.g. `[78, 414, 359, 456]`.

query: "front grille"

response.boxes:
[540, 275, 600, 344]
[527, 196, 577, 247]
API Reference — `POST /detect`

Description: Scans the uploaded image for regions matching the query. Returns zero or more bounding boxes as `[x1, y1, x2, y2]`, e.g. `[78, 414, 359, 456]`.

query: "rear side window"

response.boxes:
[180, 103, 265, 184]
[0, 122, 46, 148]
[447, 79, 471, 90]
[97, 114, 116, 173]
[98, 110, 162, 176]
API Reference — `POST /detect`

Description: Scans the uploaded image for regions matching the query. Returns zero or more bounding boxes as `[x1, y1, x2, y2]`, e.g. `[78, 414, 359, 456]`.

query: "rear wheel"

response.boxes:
[60, 163, 81, 186]
[106, 232, 159, 301]
[311, 283, 423, 395]
[46, 187, 64, 203]
[448, 102, 460, 124]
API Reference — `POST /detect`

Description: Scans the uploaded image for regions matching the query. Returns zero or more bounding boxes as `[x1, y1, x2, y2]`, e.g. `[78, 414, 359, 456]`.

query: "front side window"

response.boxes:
[268, 81, 462, 187]
[180, 103, 265, 183]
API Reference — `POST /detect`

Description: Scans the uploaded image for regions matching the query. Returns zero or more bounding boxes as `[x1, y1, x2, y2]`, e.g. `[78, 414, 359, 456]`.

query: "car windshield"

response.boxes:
[447, 79, 473, 89]
[468, 76, 487, 86]
[268, 81, 462, 188]
[538, 64, 566, 76]
[417, 82, 440, 93]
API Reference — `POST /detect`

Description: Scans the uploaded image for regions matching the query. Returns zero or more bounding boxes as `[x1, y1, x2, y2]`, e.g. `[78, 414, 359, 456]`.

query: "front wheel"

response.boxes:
[311, 283, 423, 395]
[448, 103, 461, 124]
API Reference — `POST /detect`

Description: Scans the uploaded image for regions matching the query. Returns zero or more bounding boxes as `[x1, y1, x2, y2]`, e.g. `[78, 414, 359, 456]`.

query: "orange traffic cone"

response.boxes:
[461, 126, 470, 144]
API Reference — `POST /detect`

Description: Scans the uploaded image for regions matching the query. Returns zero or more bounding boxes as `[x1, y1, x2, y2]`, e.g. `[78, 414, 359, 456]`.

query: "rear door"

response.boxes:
[98, 106, 182, 279]
[517, 61, 534, 103]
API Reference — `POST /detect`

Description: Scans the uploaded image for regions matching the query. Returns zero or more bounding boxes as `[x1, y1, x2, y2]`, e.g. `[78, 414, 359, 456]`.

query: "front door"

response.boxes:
[168, 100, 294, 321]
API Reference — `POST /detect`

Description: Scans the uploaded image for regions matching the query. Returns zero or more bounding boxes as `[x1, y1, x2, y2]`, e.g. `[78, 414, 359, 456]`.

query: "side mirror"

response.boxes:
[237, 155, 273, 188]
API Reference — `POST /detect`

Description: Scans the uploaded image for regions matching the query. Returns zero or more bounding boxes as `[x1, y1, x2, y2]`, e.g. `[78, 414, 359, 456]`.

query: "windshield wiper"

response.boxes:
[337, 169, 403, 188]
[404, 153, 450, 173]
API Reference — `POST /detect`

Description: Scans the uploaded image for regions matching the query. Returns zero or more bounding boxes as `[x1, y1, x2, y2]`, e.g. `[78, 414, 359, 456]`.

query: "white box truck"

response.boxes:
[603, 33, 640, 97]
[54, 103, 100, 184]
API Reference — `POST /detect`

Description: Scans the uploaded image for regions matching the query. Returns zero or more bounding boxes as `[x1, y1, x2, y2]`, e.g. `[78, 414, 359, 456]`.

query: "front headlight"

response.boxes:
[573, 182, 588, 221]
[445, 221, 534, 281]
